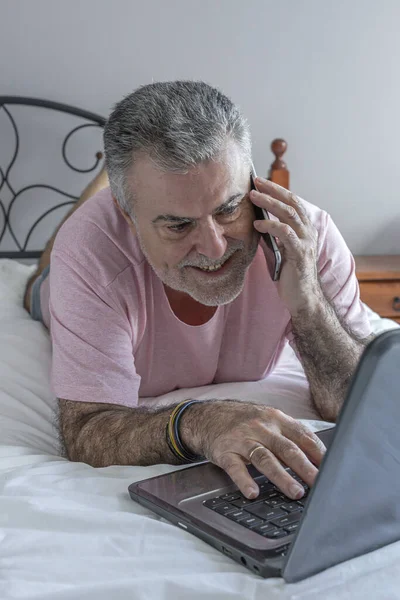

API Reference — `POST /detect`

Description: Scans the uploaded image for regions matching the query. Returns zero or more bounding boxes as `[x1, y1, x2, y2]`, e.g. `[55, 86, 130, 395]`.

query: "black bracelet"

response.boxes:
[165, 421, 187, 463]
[174, 400, 205, 463]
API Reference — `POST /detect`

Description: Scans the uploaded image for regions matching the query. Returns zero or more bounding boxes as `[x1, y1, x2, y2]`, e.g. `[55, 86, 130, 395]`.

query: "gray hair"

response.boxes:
[103, 80, 252, 216]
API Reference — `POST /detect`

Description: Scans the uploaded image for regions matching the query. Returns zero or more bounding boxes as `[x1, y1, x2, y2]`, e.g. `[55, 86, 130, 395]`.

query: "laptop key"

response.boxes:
[231, 489, 277, 508]
[203, 497, 227, 509]
[226, 510, 248, 523]
[262, 527, 289, 539]
[280, 502, 303, 513]
[231, 497, 257, 508]
[254, 489, 280, 502]
[265, 496, 286, 508]
[257, 481, 275, 493]
[271, 511, 303, 528]
[258, 479, 272, 489]
[284, 522, 300, 533]
[259, 489, 279, 501]
[240, 516, 264, 529]
[213, 503, 238, 516]
[245, 504, 288, 520]
[219, 492, 241, 502]
[253, 522, 278, 535]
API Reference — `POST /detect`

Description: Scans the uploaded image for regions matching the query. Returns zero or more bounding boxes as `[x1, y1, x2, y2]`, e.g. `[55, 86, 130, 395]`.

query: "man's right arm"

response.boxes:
[58, 397, 327, 501]
[58, 398, 186, 467]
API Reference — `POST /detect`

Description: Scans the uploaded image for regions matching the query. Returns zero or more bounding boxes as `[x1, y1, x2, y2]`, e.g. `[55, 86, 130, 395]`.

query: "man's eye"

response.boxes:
[219, 204, 240, 216]
[165, 205, 240, 234]
[168, 223, 189, 233]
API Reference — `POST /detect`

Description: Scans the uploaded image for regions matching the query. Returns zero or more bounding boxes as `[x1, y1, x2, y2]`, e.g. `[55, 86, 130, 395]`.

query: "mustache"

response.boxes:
[179, 240, 244, 269]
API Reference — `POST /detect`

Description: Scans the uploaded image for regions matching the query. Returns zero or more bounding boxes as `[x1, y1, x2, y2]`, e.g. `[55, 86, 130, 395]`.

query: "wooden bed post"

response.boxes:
[268, 138, 289, 190]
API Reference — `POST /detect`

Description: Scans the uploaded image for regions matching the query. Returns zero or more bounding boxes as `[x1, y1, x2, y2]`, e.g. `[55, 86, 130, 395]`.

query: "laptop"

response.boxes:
[128, 328, 400, 582]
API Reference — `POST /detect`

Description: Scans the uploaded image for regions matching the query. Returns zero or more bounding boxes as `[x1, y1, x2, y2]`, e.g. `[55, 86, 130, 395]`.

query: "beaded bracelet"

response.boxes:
[166, 399, 204, 463]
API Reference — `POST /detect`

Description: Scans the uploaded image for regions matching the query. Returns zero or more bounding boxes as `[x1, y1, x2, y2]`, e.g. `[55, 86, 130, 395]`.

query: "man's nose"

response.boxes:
[192, 217, 227, 260]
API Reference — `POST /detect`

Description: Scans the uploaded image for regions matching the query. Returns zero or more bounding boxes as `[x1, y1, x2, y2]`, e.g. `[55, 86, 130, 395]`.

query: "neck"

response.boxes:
[164, 285, 217, 326]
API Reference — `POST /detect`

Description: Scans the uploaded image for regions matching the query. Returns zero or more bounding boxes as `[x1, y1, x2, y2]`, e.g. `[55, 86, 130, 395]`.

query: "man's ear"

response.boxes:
[112, 195, 137, 234]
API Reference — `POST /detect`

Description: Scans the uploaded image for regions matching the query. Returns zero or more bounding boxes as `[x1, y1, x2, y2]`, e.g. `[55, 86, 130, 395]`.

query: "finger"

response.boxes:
[280, 417, 327, 467]
[253, 219, 301, 256]
[254, 178, 309, 225]
[248, 445, 305, 500]
[270, 435, 319, 489]
[250, 189, 306, 237]
[217, 452, 259, 499]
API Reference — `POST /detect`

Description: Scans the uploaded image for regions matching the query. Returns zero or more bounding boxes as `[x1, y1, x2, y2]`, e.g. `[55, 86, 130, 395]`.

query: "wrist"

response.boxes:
[290, 286, 325, 320]
[179, 399, 217, 457]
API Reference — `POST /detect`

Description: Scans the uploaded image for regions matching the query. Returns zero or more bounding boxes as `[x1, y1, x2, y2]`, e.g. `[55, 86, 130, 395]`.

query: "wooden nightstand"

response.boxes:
[354, 255, 400, 324]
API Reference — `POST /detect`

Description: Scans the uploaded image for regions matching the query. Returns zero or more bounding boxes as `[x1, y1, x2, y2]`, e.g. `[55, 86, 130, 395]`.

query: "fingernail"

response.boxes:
[256, 176, 267, 183]
[253, 220, 262, 228]
[290, 484, 304, 499]
[246, 486, 258, 499]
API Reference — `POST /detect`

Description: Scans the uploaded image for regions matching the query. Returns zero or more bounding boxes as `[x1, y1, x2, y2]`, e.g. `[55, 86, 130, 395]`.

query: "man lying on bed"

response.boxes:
[23, 81, 373, 503]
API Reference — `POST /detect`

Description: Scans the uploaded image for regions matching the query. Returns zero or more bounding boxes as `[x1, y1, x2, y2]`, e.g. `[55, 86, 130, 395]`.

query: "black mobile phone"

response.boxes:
[250, 163, 282, 281]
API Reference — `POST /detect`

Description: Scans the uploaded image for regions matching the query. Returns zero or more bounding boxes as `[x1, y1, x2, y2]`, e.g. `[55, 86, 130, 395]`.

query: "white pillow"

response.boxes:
[0, 260, 57, 455]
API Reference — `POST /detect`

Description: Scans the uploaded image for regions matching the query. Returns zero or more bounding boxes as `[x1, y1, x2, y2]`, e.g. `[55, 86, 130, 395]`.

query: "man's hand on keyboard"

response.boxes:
[180, 400, 326, 500]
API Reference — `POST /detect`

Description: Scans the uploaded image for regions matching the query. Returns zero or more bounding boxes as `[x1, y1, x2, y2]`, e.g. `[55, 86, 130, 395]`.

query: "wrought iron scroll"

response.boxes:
[0, 96, 106, 259]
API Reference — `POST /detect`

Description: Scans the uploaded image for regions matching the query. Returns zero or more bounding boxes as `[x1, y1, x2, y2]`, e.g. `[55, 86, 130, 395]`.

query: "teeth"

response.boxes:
[199, 262, 223, 272]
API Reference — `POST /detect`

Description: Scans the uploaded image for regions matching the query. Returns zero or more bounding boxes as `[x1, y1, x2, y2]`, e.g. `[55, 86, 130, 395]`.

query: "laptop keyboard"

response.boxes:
[203, 469, 309, 539]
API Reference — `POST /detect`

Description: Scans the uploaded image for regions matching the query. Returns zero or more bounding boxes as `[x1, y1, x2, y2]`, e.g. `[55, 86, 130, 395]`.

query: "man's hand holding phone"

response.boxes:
[250, 173, 321, 317]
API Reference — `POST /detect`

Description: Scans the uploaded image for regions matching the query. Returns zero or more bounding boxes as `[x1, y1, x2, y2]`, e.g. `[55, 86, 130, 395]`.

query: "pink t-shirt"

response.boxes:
[40, 188, 371, 407]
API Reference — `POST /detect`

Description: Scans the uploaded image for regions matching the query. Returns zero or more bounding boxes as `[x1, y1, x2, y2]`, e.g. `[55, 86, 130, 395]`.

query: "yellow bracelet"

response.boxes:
[168, 400, 191, 460]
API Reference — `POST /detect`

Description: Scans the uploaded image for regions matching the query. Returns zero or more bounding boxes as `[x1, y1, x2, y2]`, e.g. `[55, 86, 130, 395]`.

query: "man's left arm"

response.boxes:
[290, 292, 373, 422]
[250, 178, 373, 422]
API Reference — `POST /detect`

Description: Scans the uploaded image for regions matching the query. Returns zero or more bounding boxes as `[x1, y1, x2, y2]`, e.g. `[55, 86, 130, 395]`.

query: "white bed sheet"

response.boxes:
[1, 259, 399, 600]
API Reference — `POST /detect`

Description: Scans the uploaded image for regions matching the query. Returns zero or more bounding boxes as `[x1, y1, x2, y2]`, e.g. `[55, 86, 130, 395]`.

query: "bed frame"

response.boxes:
[0, 96, 289, 261]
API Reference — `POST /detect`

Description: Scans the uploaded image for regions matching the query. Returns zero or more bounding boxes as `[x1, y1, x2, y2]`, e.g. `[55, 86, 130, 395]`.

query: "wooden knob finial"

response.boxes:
[268, 138, 289, 189]
[270, 139, 287, 170]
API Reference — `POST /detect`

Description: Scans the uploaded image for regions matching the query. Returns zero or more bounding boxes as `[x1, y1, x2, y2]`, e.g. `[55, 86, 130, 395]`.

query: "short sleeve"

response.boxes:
[49, 249, 140, 407]
[286, 209, 372, 352]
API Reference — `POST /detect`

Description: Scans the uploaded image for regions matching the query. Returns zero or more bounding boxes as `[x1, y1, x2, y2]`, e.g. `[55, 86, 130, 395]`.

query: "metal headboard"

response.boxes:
[0, 96, 106, 259]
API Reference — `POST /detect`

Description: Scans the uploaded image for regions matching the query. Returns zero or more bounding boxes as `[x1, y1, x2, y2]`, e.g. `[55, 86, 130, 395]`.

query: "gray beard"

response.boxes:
[136, 231, 260, 306]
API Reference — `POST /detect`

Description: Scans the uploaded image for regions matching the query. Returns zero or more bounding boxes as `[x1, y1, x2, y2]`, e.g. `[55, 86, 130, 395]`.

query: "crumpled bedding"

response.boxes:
[0, 258, 399, 600]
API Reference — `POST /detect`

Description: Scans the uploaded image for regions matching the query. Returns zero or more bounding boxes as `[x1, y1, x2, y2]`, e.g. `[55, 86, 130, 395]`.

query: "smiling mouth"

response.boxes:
[195, 261, 225, 272]
[190, 254, 234, 274]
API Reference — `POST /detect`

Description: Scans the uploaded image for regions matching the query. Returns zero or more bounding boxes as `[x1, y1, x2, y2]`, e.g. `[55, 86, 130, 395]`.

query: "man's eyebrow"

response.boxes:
[151, 193, 245, 225]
